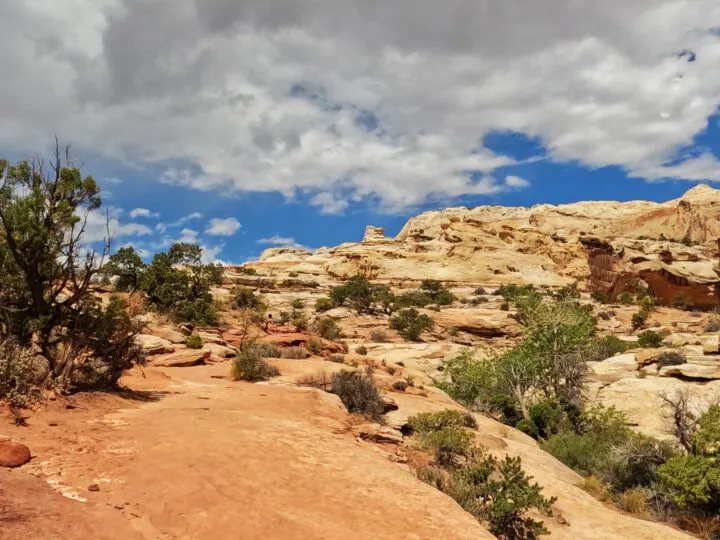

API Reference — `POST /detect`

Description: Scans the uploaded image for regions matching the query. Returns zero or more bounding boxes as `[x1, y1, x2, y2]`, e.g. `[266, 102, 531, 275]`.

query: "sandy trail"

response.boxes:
[1, 364, 490, 539]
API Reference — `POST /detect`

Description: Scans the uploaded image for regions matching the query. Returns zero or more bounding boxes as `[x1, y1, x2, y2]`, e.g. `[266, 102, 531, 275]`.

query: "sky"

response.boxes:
[2, 1, 720, 263]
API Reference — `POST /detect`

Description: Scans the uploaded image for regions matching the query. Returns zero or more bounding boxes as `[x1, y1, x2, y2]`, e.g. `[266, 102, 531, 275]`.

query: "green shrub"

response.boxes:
[617, 292, 635, 305]
[671, 293, 695, 311]
[291, 298, 305, 310]
[329, 354, 345, 364]
[474, 287, 486, 296]
[329, 275, 392, 314]
[292, 313, 308, 331]
[289, 271, 299, 278]
[591, 290, 608, 303]
[315, 297, 332, 313]
[355, 345, 368, 356]
[389, 308, 434, 341]
[281, 346, 308, 359]
[330, 371, 384, 421]
[603, 433, 676, 491]
[516, 419, 540, 439]
[500, 302, 510, 311]
[307, 337, 323, 355]
[234, 287, 264, 310]
[529, 400, 564, 439]
[370, 330, 389, 343]
[554, 284, 580, 301]
[592, 335, 632, 360]
[254, 343, 281, 358]
[657, 351, 686, 368]
[704, 318, 720, 333]
[692, 405, 720, 457]
[657, 455, 720, 513]
[417, 427, 474, 467]
[185, 335, 203, 349]
[278, 311, 291, 325]
[407, 410, 478, 434]
[542, 431, 610, 477]
[632, 309, 649, 330]
[637, 330, 663, 348]
[240, 267, 258, 275]
[0, 339, 41, 408]
[317, 318, 342, 340]
[231, 346, 280, 382]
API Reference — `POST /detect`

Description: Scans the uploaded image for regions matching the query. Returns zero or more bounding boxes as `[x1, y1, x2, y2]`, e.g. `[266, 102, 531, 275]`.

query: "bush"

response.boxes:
[254, 343, 281, 358]
[705, 318, 720, 333]
[657, 455, 720, 514]
[637, 330, 663, 348]
[292, 313, 308, 331]
[278, 311, 291, 325]
[185, 335, 203, 349]
[370, 330, 389, 342]
[591, 290, 608, 304]
[355, 345, 368, 356]
[231, 346, 280, 382]
[474, 287, 486, 296]
[291, 298, 305, 310]
[234, 287, 264, 310]
[317, 318, 342, 340]
[592, 335, 632, 360]
[407, 409, 478, 434]
[281, 346, 308, 359]
[328, 354, 345, 364]
[617, 292, 635, 305]
[330, 275, 392, 314]
[392, 380, 408, 391]
[500, 302, 510, 311]
[542, 431, 610, 477]
[671, 293, 695, 311]
[657, 351, 686, 368]
[307, 337, 323, 355]
[417, 426, 474, 467]
[632, 309, 649, 330]
[0, 339, 41, 408]
[330, 371, 384, 421]
[389, 308, 434, 341]
[240, 267, 258, 276]
[315, 297, 332, 313]
[529, 400, 564, 439]
[618, 488, 649, 515]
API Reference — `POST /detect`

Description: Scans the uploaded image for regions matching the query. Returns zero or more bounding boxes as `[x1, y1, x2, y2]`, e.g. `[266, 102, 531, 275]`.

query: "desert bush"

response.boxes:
[317, 318, 342, 340]
[637, 330, 663, 348]
[185, 335, 203, 349]
[581, 476, 611, 500]
[315, 297, 332, 313]
[307, 337, 323, 355]
[657, 455, 720, 514]
[234, 287, 264, 311]
[370, 330, 389, 343]
[417, 426, 474, 467]
[297, 371, 333, 391]
[705, 318, 720, 333]
[618, 488, 649, 515]
[407, 410, 478, 434]
[474, 287, 486, 296]
[591, 290, 608, 303]
[278, 311, 291, 325]
[632, 309, 649, 330]
[231, 346, 280, 382]
[329, 275, 393, 314]
[292, 313, 308, 331]
[0, 339, 41, 407]
[291, 298, 305, 309]
[500, 302, 510, 311]
[657, 351, 686, 368]
[355, 345, 368, 356]
[603, 433, 676, 491]
[389, 308, 434, 341]
[288, 271, 299, 278]
[330, 370, 384, 421]
[392, 380, 408, 392]
[239, 267, 257, 275]
[528, 400, 564, 439]
[328, 354, 345, 364]
[671, 293, 695, 311]
[254, 343, 281, 358]
[554, 284, 580, 301]
[281, 346, 308, 359]
[617, 292, 635, 305]
[592, 335, 632, 360]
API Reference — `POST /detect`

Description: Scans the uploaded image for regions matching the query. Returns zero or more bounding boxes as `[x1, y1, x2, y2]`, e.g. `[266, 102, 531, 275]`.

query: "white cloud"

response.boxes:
[179, 228, 199, 244]
[505, 175, 531, 189]
[82, 209, 153, 243]
[206, 217, 241, 236]
[1, 0, 720, 212]
[119, 242, 151, 259]
[310, 193, 349, 215]
[129, 207, 160, 219]
[257, 235, 308, 249]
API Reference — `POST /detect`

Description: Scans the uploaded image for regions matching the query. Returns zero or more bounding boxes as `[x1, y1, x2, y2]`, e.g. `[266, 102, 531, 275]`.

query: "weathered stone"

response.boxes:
[155, 328, 187, 344]
[635, 349, 662, 366]
[703, 335, 720, 355]
[135, 334, 175, 355]
[352, 423, 403, 444]
[659, 363, 720, 380]
[152, 350, 210, 367]
[197, 331, 225, 345]
[0, 441, 31, 468]
[590, 354, 638, 383]
[204, 343, 236, 358]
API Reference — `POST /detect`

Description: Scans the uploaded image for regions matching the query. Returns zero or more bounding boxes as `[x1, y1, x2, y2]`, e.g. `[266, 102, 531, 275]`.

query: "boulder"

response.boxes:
[323, 307, 355, 320]
[703, 335, 720, 355]
[590, 354, 638, 383]
[204, 343, 236, 358]
[135, 334, 175, 355]
[256, 333, 345, 353]
[659, 363, 720, 380]
[0, 441, 31, 468]
[155, 328, 187, 344]
[352, 423, 403, 444]
[381, 396, 399, 413]
[152, 350, 210, 367]
[635, 349, 662, 366]
[197, 331, 225, 345]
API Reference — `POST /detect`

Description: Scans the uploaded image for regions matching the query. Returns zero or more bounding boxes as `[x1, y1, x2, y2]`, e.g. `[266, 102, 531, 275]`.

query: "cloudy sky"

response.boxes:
[3, 1, 720, 263]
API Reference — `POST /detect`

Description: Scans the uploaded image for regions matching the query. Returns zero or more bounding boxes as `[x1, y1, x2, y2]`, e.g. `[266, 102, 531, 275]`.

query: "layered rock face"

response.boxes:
[242, 185, 720, 306]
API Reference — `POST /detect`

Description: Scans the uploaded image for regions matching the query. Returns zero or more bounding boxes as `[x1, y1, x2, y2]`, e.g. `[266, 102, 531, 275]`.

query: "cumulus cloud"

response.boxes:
[2, 0, 720, 212]
[130, 207, 160, 219]
[257, 235, 308, 249]
[205, 217, 241, 236]
[82, 209, 153, 243]
[505, 175, 531, 189]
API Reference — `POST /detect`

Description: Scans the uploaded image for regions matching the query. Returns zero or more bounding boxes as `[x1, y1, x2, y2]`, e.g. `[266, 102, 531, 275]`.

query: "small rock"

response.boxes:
[352, 423, 404, 444]
[381, 396, 399, 413]
[635, 349, 662, 366]
[0, 441, 31, 468]
[88, 484, 100, 492]
[703, 335, 719, 355]
[135, 334, 175, 355]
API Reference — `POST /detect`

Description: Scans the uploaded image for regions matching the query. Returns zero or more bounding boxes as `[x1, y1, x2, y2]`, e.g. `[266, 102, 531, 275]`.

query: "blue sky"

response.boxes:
[3, 1, 720, 264]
